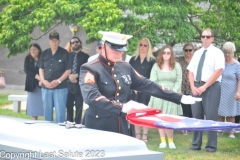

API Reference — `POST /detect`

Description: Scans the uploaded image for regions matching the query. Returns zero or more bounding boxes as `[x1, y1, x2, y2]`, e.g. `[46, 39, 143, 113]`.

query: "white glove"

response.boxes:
[181, 95, 202, 104]
[122, 100, 149, 113]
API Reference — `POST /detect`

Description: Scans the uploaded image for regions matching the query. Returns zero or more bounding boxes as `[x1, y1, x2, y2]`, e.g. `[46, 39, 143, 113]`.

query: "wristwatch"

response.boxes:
[57, 79, 61, 84]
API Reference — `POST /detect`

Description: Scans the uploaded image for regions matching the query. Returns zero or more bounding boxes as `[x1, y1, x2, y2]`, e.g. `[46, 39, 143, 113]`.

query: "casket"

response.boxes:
[0, 116, 163, 160]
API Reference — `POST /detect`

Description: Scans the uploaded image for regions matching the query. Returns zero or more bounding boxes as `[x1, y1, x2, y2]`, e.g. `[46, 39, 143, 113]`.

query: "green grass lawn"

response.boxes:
[0, 94, 44, 119]
[0, 94, 12, 106]
[147, 129, 240, 160]
[0, 94, 240, 160]
[0, 108, 44, 120]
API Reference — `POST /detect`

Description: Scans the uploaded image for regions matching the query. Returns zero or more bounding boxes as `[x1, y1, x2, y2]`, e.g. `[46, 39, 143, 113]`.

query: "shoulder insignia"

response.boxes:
[84, 71, 95, 84]
[134, 69, 143, 78]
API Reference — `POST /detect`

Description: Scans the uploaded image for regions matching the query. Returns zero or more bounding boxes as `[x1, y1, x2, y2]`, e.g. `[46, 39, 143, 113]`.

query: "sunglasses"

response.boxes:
[184, 49, 193, 52]
[98, 46, 102, 49]
[70, 41, 80, 44]
[139, 43, 148, 47]
[201, 35, 212, 39]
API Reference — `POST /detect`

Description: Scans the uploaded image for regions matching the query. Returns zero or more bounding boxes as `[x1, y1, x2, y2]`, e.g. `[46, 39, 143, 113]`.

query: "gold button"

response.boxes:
[117, 80, 119, 83]
[96, 115, 98, 118]
[108, 62, 110, 65]
[117, 100, 119, 102]
[114, 74, 117, 77]
[105, 82, 108, 84]
[119, 86, 121, 90]
[117, 93, 119, 96]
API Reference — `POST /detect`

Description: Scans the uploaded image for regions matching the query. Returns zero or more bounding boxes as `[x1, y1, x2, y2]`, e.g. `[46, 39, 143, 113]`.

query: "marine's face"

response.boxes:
[102, 43, 123, 62]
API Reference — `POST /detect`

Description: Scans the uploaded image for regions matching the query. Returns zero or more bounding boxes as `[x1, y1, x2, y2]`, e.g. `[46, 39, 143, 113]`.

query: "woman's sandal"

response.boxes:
[135, 133, 141, 140]
[142, 134, 148, 143]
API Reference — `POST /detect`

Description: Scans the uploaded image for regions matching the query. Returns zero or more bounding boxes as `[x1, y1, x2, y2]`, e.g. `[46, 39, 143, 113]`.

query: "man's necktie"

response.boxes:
[72, 53, 77, 74]
[196, 50, 207, 82]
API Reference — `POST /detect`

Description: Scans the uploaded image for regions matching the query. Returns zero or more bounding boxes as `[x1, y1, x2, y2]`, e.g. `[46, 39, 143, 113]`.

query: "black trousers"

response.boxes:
[129, 124, 135, 137]
[235, 115, 240, 123]
[66, 91, 83, 124]
[181, 103, 193, 118]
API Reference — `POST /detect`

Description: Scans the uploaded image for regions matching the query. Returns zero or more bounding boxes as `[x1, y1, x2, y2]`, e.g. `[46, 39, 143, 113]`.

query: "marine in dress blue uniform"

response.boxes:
[79, 31, 201, 135]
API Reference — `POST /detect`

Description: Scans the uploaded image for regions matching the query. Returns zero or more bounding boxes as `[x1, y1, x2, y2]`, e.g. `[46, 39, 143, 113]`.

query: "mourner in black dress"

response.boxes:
[129, 42, 156, 106]
[79, 31, 201, 135]
[129, 38, 156, 140]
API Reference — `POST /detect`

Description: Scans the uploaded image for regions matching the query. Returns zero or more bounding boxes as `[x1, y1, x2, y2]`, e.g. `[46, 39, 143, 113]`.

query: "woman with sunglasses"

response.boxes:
[148, 45, 182, 149]
[176, 43, 194, 135]
[129, 38, 156, 142]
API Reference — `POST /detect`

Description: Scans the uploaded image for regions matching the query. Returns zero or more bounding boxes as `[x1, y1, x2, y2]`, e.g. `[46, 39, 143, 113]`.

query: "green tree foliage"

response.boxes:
[195, 0, 240, 54]
[0, 0, 239, 57]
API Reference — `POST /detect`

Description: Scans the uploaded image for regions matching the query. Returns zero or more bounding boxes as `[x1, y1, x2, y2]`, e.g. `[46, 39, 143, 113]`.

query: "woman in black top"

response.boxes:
[129, 38, 156, 142]
[24, 43, 43, 120]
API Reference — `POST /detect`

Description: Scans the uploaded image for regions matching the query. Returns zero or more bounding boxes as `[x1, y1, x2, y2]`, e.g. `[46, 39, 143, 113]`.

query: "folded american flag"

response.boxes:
[126, 108, 240, 132]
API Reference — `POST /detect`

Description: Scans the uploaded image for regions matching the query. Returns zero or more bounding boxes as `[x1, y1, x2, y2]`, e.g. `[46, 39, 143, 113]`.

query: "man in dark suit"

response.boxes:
[66, 37, 89, 125]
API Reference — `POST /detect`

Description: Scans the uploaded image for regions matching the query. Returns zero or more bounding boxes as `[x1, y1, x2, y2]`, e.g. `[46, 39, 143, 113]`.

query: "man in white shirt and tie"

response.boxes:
[187, 28, 225, 152]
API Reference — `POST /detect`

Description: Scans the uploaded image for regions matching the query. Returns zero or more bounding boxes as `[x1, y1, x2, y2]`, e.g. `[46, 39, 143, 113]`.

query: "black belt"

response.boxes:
[195, 81, 206, 84]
